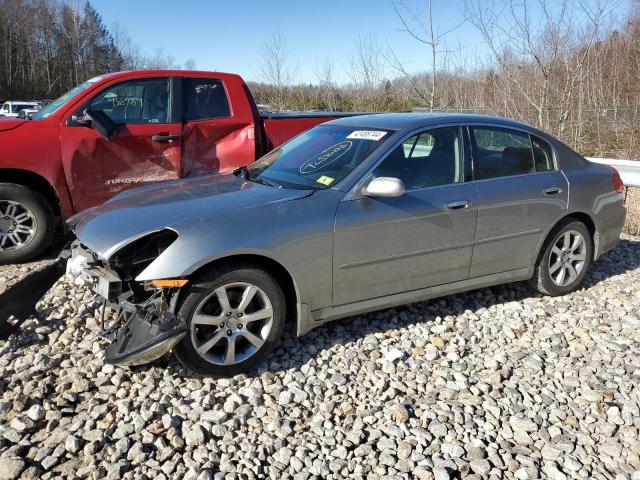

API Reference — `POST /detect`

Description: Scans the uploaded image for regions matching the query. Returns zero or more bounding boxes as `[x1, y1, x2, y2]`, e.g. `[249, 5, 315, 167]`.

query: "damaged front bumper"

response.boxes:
[70, 242, 187, 366]
[1, 242, 186, 367]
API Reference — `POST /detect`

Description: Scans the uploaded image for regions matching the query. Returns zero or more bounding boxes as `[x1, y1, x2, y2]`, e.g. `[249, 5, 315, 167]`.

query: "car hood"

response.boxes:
[0, 118, 29, 132]
[68, 173, 314, 259]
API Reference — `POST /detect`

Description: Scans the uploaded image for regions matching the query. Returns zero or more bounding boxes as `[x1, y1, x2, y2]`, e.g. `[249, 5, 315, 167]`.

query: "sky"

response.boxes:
[91, 0, 634, 85]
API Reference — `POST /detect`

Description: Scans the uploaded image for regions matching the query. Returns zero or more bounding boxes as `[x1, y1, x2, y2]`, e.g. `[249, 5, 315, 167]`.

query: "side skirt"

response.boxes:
[296, 267, 533, 336]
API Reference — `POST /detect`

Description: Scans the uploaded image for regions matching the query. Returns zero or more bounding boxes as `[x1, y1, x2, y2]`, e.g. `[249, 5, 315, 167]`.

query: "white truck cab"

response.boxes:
[0, 101, 40, 118]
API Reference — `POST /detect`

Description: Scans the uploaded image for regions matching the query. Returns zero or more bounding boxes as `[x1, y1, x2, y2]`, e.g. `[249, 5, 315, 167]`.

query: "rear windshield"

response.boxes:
[246, 125, 392, 190]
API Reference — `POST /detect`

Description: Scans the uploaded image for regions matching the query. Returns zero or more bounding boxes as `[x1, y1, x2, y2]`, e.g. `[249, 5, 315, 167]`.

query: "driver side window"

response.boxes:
[373, 127, 464, 190]
[89, 78, 170, 125]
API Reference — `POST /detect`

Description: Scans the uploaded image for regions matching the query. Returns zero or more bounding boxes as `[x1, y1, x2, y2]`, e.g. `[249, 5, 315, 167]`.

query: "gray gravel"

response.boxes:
[0, 236, 639, 479]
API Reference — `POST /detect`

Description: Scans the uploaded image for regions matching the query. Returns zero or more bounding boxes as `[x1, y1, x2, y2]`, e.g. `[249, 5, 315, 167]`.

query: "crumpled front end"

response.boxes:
[67, 232, 188, 366]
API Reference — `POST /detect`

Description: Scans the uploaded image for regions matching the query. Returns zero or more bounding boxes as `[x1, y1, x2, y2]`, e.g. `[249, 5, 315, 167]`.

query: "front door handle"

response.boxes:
[152, 134, 181, 143]
[543, 186, 562, 196]
[445, 200, 471, 211]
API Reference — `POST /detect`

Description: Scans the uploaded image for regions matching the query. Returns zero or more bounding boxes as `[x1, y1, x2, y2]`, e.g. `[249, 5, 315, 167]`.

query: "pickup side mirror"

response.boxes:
[71, 112, 92, 126]
[363, 177, 405, 198]
[83, 109, 118, 141]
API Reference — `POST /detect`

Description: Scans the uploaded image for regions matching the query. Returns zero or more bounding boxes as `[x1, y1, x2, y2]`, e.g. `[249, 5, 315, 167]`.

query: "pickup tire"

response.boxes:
[0, 183, 54, 264]
[174, 263, 286, 377]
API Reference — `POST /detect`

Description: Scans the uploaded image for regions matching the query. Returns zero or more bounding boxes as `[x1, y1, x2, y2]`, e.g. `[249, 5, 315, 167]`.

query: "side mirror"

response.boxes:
[83, 109, 117, 140]
[363, 177, 405, 198]
[72, 112, 92, 126]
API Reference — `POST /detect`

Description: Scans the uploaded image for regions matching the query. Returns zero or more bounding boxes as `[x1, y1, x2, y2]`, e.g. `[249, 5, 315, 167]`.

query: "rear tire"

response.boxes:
[529, 219, 593, 296]
[0, 183, 54, 264]
[174, 263, 286, 377]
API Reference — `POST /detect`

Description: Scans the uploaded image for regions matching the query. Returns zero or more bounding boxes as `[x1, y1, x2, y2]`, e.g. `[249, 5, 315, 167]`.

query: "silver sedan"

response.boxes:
[13, 113, 626, 376]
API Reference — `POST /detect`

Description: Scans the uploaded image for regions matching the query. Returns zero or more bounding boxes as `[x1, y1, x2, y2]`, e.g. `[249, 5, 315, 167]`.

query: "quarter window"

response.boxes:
[183, 78, 230, 121]
[472, 127, 535, 180]
[374, 127, 464, 190]
[89, 78, 170, 125]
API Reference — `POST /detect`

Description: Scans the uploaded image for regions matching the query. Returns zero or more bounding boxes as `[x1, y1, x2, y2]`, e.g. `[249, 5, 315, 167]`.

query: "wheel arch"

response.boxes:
[533, 211, 598, 266]
[174, 253, 302, 335]
[0, 168, 62, 218]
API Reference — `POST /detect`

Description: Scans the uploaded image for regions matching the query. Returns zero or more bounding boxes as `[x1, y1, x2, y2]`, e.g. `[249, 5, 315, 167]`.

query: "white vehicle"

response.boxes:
[0, 101, 40, 118]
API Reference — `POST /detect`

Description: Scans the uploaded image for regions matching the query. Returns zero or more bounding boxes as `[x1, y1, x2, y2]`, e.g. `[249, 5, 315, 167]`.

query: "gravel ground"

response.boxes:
[0, 237, 639, 480]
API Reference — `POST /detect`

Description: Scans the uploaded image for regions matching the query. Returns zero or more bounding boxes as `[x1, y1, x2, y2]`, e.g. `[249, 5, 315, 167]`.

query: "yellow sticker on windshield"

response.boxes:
[316, 175, 335, 186]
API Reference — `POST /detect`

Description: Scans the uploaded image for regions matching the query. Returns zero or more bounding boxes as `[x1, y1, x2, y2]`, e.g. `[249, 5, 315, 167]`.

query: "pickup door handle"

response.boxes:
[543, 186, 562, 196]
[445, 200, 471, 211]
[152, 134, 181, 143]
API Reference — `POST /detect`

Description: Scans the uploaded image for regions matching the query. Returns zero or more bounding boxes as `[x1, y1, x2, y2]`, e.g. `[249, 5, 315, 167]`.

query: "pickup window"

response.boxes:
[183, 78, 230, 121]
[90, 78, 170, 125]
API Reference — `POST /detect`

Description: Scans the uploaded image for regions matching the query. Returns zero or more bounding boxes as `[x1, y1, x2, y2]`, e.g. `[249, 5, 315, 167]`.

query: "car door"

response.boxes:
[333, 126, 478, 306]
[60, 76, 182, 212]
[180, 76, 256, 177]
[0, 103, 7, 116]
[469, 125, 568, 277]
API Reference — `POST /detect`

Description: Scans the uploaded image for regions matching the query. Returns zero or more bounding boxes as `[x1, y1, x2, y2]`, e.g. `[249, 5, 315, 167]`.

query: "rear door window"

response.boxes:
[183, 78, 230, 121]
[471, 127, 536, 180]
[531, 135, 554, 172]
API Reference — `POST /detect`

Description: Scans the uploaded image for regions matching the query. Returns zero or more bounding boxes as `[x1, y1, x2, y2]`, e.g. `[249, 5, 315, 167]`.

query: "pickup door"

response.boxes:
[60, 74, 256, 212]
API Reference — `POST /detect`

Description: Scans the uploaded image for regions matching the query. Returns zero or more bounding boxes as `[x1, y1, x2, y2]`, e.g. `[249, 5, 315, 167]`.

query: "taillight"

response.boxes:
[612, 168, 625, 194]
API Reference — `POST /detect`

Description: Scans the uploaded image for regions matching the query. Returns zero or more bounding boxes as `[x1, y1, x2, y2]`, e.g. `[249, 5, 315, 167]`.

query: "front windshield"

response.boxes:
[32, 78, 100, 120]
[246, 125, 392, 189]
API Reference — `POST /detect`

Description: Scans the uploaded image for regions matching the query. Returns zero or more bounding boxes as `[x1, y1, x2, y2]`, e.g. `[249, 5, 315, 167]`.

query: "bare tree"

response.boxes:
[259, 31, 295, 109]
[315, 56, 337, 110]
[183, 58, 197, 70]
[387, 0, 465, 111]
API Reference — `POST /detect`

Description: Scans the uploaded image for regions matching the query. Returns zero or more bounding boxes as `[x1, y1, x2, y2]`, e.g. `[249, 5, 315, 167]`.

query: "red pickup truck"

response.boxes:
[0, 70, 348, 263]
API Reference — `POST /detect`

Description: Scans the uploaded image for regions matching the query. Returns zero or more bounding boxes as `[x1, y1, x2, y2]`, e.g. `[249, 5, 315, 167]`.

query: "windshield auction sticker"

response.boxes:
[299, 141, 352, 174]
[316, 175, 335, 186]
[346, 130, 387, 141]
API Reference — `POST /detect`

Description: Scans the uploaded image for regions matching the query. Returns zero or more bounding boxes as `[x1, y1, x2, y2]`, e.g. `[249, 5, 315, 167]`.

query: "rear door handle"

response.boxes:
[543, 186, 562, 196]
[152, 134, 181, 143]
[445, 200, 471, 211]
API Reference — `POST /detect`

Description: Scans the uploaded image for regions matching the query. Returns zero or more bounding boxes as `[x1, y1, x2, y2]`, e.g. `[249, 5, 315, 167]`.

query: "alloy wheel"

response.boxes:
[548, 230, 587, 287]
[190, 282, 274, 366]
[0, 200, 37, 252]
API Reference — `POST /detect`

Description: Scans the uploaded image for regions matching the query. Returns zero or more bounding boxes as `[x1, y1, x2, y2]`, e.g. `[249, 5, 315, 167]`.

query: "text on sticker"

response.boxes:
[346, 130, 387, 141]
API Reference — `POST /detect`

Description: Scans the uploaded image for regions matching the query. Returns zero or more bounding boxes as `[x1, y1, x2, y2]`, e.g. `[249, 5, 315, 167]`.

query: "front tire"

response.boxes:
[530, 219, 593, 296]
[174, 263, 286, 377]
[0, 183, 54, 264]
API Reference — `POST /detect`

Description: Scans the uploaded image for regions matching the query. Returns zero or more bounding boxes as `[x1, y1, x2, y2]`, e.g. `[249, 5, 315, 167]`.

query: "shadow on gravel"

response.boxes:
[581, 238, 640, 288]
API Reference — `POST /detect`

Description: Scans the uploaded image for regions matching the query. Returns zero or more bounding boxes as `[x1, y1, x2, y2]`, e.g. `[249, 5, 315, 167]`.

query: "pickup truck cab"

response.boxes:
[0, 70, 347, 263]
[0, 101, 40, 118]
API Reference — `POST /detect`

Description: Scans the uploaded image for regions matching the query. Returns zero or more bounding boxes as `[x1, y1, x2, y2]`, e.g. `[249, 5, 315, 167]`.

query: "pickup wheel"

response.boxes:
[173, 263, 286, 377]
[0, 183, 54, 264]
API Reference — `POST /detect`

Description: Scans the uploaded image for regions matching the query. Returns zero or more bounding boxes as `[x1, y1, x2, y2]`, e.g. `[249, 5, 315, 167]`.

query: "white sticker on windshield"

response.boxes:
[346, 130, 387, 141]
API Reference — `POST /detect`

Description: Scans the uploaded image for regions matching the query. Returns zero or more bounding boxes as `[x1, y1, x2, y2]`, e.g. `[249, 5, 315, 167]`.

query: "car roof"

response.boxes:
[326, 112, 531, 131]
